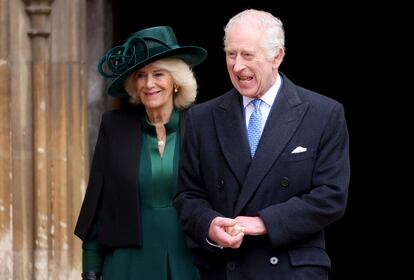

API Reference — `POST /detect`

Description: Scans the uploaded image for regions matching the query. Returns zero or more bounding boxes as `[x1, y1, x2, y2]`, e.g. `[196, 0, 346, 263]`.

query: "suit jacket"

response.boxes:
[173, 75, 350, 280]
[74, 106, 187, 247]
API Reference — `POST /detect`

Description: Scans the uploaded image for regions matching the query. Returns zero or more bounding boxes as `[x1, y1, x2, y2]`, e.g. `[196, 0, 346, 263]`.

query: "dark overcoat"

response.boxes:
[173, 74, 350, 280]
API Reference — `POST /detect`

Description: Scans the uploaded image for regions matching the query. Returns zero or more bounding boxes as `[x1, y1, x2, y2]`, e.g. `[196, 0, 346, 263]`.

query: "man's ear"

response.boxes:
[273, 48, 285, 69]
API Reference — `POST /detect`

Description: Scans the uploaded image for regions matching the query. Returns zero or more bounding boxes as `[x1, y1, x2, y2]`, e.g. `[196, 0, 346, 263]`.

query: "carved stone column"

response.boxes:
[0, 0, 88, 279]
[0, 0, 12, 276]
[23, 0, 87, 279]
[23, 0, 54, 279]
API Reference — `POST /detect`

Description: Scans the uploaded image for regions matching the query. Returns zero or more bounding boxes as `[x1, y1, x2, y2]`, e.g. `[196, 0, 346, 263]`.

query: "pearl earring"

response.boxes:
[174, 86, 179, 93]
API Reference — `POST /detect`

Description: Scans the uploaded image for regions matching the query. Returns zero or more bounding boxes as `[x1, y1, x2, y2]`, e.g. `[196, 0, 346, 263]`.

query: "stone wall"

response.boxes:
[0, 0, 111, 279]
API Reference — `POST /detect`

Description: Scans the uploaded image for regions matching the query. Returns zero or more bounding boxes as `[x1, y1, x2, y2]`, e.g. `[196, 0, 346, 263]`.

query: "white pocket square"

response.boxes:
[291, 146, 307, 154]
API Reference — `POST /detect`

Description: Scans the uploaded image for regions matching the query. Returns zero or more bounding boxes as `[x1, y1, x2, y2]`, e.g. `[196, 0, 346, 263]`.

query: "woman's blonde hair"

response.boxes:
[123, 57, 198, 109]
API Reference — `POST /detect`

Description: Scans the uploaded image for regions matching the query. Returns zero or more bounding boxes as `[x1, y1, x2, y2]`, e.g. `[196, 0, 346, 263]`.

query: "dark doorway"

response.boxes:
[111, 1, 359, 104]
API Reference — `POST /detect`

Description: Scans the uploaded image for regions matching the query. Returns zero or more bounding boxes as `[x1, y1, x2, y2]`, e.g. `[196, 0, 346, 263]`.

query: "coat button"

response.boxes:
[227, 261, 235, 271]
[217, 179, 224, 190]
[280, 177, 289, 187]
[269, 256, 279, 265]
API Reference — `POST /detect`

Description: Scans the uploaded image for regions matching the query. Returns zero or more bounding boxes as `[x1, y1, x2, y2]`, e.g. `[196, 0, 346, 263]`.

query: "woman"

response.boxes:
[74, 26, 207, 280]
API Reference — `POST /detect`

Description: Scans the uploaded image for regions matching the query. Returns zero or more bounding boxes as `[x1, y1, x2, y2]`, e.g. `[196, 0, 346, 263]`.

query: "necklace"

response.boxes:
[158, 139, 165, 147]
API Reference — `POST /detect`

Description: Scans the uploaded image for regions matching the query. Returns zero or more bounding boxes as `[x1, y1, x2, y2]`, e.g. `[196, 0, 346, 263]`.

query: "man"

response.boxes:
[174, 9, 350, 280]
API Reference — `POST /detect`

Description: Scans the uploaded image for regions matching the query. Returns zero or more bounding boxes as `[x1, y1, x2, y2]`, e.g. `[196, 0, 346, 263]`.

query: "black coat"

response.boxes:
[173, 75, 350, 280]
[74, 106, 187, 247]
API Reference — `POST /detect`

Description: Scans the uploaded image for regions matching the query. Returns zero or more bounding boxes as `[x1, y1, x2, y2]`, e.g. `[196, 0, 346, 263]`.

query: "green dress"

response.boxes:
[83, 110, 199, 280]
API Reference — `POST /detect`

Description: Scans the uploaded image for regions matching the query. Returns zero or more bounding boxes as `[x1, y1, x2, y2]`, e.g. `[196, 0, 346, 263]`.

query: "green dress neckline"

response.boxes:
[141, 108, 180, 136]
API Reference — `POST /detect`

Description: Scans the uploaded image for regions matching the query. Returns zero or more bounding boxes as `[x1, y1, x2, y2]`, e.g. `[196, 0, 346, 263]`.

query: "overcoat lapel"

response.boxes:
[117, 108, 143, 184]
[234, 81, 309, 215]
[213, 89, 251, 185]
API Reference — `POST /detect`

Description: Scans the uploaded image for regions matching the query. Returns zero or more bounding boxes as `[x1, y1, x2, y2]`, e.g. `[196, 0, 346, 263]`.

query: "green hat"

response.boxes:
[97, 26, 208, 97]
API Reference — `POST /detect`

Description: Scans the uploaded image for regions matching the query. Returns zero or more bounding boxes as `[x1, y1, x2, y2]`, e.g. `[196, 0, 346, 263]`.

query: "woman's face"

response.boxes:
[134, 62, 174, 110]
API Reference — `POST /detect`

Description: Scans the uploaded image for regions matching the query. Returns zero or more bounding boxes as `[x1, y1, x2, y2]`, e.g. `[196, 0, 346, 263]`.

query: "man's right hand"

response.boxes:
[208, 217, 244, 249]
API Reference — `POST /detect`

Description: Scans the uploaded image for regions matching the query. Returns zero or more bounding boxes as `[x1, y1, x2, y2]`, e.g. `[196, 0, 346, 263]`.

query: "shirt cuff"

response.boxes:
[206, 237, 223, 249]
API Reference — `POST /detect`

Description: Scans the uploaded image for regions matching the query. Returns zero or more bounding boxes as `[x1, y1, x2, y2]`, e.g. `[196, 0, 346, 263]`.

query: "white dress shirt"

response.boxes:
[242, 74, 282, 131]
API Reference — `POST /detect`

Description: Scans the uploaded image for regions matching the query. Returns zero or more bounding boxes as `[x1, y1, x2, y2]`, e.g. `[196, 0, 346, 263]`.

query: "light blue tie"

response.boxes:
[247, 99, 262, 157]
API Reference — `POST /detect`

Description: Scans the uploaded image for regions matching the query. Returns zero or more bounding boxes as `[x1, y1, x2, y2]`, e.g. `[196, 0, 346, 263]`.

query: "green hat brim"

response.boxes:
[107, 46, 207, 97]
